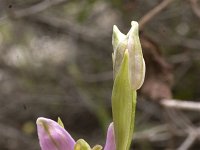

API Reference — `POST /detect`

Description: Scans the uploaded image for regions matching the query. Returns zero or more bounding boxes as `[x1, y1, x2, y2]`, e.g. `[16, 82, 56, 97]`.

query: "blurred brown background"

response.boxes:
[0, 0, 200, 149]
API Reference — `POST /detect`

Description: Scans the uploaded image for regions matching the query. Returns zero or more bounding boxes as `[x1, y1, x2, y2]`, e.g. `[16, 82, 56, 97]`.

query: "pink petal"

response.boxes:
[36, 117, 75, 150]
[104, 123, 116, 150]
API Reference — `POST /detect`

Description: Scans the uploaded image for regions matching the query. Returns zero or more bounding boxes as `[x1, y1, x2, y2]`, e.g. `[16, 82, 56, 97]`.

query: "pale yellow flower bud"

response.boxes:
[112, 21, 145, 90]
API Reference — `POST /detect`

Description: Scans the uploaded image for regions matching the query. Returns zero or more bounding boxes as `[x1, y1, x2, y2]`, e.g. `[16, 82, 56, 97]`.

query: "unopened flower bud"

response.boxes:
[112, 21, 145, 90]
[111, 21, 145, 150]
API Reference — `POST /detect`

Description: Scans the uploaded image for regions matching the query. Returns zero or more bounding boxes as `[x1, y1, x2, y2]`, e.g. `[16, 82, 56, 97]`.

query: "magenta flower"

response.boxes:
[36, 117, 116, 150]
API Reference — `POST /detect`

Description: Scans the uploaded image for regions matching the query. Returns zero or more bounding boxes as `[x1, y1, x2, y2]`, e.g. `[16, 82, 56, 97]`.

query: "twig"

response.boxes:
[161, 99, 200, 111]
[26, 14, 109, 50]
[133, 124, 172, 142]
[13, 0, 69, 18]
[139, 0, 174, 29]
[177, 131, 197, 150]
[189, 0, 200, 19]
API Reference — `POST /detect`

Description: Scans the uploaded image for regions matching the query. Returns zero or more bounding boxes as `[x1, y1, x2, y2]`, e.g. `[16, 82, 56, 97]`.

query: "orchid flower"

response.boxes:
[36, 117, 116, 150]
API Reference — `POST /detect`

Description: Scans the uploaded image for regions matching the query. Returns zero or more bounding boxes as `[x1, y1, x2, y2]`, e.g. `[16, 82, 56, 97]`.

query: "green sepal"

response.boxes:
[74, 139, 91, 150]
[112, 50, 137, 150]
[57, 117, 65, 128]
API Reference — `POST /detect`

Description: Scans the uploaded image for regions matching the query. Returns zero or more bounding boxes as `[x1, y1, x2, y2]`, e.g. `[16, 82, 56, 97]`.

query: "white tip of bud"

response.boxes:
[131, 21, 139, 27]
[112, 25, 126, 51]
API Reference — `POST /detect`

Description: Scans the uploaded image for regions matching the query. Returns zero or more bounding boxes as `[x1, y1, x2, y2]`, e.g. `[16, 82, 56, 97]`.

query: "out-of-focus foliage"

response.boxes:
[0, 0, 199, 150]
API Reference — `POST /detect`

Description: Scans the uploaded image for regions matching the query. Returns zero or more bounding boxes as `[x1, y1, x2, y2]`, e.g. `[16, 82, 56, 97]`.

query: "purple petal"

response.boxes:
[104, 123, 116, 150]
[36, 117, 75, 150]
